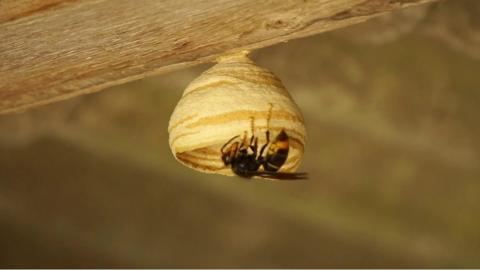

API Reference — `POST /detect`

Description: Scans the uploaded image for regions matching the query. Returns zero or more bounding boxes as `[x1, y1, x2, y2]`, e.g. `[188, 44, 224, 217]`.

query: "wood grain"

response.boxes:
[0, 0, 435, 114]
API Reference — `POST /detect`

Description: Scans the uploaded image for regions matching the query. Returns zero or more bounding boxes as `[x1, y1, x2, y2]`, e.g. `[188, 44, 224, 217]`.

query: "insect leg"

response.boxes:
[267, 103, 273, 131]
[258, 103, 273, 160]
[230, 142, 239, 160]
[251, 137, 258, 156]
[248, 116, 259, 155]
[239, 131, 249, 150]
[258, 130, 270, 160]
[249, 116, 255, 145]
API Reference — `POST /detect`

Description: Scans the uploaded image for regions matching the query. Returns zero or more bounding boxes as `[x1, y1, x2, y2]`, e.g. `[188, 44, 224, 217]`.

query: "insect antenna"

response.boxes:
[254, 171, 308, 181]
[221, 135, 240, 154]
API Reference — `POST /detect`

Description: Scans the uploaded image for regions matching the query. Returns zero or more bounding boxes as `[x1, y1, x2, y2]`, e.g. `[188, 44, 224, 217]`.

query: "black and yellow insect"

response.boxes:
[221, 107, 307, 180]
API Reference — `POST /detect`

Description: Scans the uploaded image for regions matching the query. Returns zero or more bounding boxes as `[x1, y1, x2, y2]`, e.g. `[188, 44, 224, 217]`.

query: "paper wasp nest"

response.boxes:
[168, 51, 306, 176]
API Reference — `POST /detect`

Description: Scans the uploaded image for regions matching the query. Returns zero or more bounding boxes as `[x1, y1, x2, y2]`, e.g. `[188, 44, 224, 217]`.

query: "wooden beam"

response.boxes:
[0, 0, 435, 114]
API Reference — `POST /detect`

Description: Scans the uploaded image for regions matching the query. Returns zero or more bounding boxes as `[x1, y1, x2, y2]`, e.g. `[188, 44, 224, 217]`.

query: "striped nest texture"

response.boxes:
[168, 52, 306, 177]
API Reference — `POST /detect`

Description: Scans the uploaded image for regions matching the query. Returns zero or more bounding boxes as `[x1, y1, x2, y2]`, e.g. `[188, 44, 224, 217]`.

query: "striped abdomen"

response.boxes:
[264, 130, 289, 172]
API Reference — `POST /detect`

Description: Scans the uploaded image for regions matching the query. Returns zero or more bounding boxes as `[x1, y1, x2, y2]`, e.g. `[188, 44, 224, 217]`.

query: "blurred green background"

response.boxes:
[1, 0, 480, 267]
